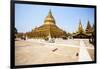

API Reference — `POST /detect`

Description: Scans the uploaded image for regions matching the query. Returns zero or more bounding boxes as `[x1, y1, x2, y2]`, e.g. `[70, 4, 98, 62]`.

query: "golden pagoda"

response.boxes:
[27, 10, 67, 38]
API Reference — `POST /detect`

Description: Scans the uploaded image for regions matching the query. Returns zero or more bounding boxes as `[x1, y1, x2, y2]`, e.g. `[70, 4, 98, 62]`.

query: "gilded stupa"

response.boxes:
[27, 10, 66, 38]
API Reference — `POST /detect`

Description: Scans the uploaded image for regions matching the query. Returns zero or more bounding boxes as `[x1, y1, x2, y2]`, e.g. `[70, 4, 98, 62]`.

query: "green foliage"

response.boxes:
[15, 27, 18, 34]
[16, 33, 24, 38]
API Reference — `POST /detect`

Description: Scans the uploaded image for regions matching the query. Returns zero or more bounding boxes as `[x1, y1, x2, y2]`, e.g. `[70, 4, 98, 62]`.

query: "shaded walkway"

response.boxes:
[79, 40, 92, 61]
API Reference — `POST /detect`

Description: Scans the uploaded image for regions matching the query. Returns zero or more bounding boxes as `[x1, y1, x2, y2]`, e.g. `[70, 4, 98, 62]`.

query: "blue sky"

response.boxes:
[15, 4, 94, 33]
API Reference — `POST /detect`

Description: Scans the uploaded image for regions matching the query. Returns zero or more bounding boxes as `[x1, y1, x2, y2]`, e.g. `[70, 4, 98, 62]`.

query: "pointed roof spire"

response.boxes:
[78, 20, 84, 34]
[85, 20, 92, 33]
[48, 9, 52, 16]
[47, 9, 53, 18]
[79, 20, 82, 29]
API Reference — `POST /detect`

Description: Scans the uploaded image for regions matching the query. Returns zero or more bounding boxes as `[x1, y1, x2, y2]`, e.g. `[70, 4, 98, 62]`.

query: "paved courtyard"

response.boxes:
[15, 39, 94, 65]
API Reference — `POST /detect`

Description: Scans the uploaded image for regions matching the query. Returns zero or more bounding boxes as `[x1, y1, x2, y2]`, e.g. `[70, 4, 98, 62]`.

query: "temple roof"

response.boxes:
[73, 20, 92, 38]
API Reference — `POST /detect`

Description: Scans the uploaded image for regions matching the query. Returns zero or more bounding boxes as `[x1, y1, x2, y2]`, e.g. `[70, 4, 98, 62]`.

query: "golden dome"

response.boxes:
[44, 10, 56, 25]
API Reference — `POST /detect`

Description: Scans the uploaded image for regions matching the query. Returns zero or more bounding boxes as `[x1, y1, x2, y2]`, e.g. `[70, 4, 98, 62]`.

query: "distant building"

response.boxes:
[73, 20, 93, 38]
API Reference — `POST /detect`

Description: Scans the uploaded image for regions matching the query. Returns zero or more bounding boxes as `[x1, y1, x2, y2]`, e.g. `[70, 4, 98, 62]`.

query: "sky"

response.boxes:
[15, 3, 95, 33]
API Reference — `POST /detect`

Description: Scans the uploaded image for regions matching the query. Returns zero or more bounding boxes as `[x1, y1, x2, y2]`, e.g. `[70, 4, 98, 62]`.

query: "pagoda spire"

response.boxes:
[48, 9, 52, 17]
[78, 20, 84, 34]
[85, 20, 92, 33]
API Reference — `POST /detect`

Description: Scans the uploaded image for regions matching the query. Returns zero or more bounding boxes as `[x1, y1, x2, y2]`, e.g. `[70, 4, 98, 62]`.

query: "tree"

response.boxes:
[15, 27, 18, 34]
